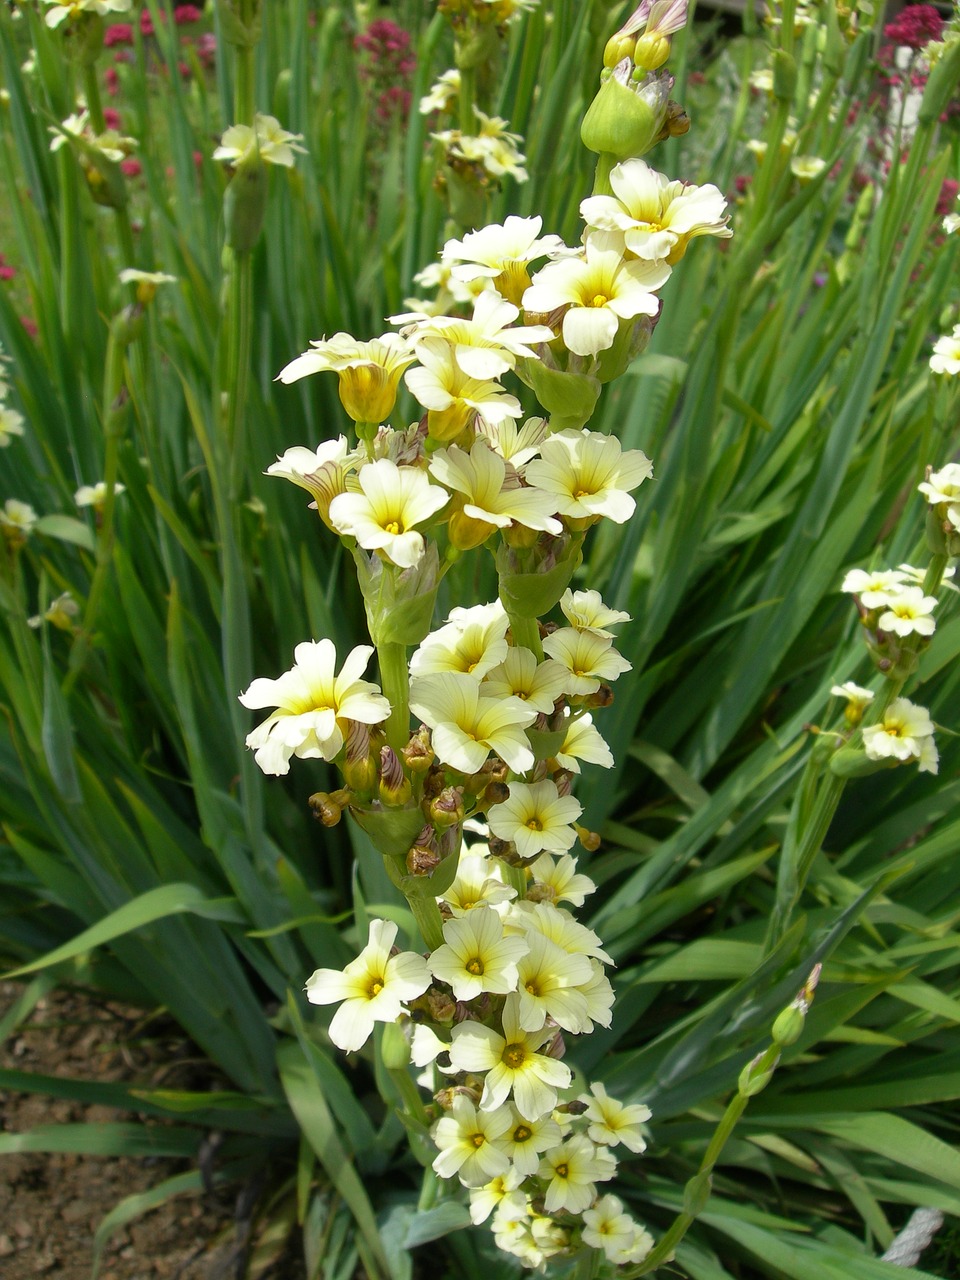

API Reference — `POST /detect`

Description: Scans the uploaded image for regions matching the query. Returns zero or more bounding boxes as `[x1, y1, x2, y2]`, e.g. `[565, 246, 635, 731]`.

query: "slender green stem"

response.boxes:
[593, 152, 616, 197]
[378, 642, 411, 754]
[388, 1064, 431, 1127]
[226, 253, 254, 500]
[499, 859, 527, 899]
[406, 891, 445, 952]
[65, 326, 129, 692]
[506, 611, 543, 662]
[82, 64, 106, 134]
[458, 64, 477, 133]
[627, 1092, 750, 1276]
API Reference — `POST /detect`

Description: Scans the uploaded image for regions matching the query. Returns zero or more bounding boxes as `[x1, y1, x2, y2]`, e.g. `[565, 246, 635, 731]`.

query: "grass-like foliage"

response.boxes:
[1, 0, 960, 1276]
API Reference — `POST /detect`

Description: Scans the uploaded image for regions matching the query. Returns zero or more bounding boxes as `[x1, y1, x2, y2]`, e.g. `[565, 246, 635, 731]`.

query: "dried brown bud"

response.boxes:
[427, 988, 458, 1023]
[308, 790, 351, 827]
[575, 824, 602, 853]
[402, 726, 435, 774]
[407, 844, 441, 875]
[428, 785, 465, 830]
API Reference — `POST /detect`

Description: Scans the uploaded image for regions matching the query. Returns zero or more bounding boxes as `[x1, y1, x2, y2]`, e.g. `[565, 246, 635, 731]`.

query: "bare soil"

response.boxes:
[0, 981, 286, 1280]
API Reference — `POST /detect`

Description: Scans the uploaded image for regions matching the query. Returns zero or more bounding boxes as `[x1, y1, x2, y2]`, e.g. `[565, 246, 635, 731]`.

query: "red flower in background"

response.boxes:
[174, 4, 202, 23]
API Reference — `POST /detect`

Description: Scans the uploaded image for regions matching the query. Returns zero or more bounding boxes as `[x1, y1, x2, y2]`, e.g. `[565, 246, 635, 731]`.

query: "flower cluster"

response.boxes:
[242, 2, 734, 1260]
[354, 19, 416, 126]
[829, 466, 959, 779]
[307, 832, 655, 1267]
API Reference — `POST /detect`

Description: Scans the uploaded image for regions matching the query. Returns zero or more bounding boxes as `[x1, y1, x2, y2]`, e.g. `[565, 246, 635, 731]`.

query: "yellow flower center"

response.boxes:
[384, 520, 402, 536]
[466, 957, 485, 975]
[525, 980, 541, 996]
[367, 977, 385, 997]
[502, 1042, 526, 1069]
[470, 1132, 486, 1149]
[525, 817, 544, 832]
[554, 1162, 569, 1179]
[513, 1124, 532, 1143]
[591, 294, 609, 308]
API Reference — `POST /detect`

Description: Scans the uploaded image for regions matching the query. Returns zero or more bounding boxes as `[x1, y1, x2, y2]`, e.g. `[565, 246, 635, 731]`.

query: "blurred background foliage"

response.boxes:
[1, 0, 960, 1276]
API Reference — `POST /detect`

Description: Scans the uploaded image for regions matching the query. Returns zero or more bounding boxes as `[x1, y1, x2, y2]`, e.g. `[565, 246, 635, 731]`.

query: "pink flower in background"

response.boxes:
[104, 66, 120, 95]
[174, 4, 202, 23]
[353, 19, 416, 127]
[120, 158, 142, 177]
[0, 255, 16, 282]
[197, 33, 216, 68]
[104, 22, 132, 46]
[103, 107, 122, 129]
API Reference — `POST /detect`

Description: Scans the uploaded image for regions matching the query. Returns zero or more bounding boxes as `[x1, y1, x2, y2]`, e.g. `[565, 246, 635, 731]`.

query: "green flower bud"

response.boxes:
[513, 357, 601, 433]
[771, 1004, 805, 1047]
[919, 35, 960, 127]
[828, 747, 894, 778]
[223, 146, 269, 254]
[581, 65, 671, 161]
[682, 1170, 713, 1217]
[738, 1050, 779, 1097]
[771, 50, 797, 103]
[380, 1021, 411, 1071]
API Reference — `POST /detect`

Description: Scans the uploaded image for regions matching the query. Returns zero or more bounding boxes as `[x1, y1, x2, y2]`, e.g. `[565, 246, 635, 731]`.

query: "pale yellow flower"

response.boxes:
[328, 458, 449, 569]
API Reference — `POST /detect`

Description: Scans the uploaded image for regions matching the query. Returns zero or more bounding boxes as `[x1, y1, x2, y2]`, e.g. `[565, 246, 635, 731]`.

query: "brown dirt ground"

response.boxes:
[0, 981, 300, 1280]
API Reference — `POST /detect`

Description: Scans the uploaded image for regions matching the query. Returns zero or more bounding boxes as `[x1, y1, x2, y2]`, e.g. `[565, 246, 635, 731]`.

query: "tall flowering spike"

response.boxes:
[239, 640, 390, 776]
[328, 458, 449, 569]
[277, 333, 416, 426]
[305, 919, 430, 1052]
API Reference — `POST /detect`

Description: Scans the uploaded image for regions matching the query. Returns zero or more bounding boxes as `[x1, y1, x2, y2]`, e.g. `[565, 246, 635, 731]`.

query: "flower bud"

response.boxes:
[403, 726, 435, 774]
[309, 790, 351, 827]
[604, 34, 637, 67]
[428, 786, 465, 831]
[379, 746, 412, 807]
[427, 989, 458, 1025]
[343, 722, 379, 793]
[828, 747, 895, 779]
[581, 63, 672, 161]
[738, 1049, 779, 1097]
[407, 842, 441, 875]
[771, 1005, 805, 1047]
[223, 146, 269, 254]
[634, 32, 671, 70]
[380, 1020, 411, 1070]
[575, 824, 602, 853]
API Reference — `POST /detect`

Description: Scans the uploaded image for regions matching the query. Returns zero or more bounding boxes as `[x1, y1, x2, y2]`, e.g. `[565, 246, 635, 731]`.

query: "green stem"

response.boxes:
[378, 642, 411, 754]
[406, 891, 445, 952]
[388, 1064, 431, 1127]
[458, 64, 477, 133]
[82, 64, 106, 134]
[627, 1092, 750, 1276]
[499, 859, 527, 899]
[226, 252, 254, 500]
[65, 326, 128, 693]
[593, 152, 616, 197]
[505, 611, 543, 662]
